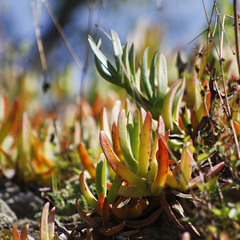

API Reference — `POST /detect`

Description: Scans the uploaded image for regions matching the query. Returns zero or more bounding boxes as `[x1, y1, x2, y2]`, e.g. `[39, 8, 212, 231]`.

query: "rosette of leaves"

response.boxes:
[80, 107, 225, 199]
[88, 30, 185, 131]
[78, 108, 225, 235]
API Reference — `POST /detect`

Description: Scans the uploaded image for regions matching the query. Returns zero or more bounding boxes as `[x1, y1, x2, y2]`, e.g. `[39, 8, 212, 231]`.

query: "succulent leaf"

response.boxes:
[79, 143, 96, 179]
[95, 153, 107, 198]
[178, 140, 193, 190]
[88, 36, 118, 80]
[137, 112, 152, 178]
[48, 207, 55, 240]
[100, 107, 112, 145]
[79, 172, 98, 209]
[156, 53, 168, 101]
[40, 202, 50, 240]
[151, 133, 169, 195]
[129, 44, 136, 77]
[117, 110, 138, 172]
[162, 78, 183, 130]
[100, 131, 147, 189]
[141, 48, 154, 100]
[107, 175, 123, 204]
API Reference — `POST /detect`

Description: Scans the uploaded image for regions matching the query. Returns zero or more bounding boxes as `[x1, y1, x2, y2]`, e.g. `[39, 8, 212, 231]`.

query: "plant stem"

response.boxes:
[234, 0, 240, 76]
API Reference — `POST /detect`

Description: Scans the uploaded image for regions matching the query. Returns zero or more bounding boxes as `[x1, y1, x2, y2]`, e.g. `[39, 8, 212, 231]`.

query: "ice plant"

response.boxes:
[12, 224, 29, 240]
[88, 30, 185, 131]
[40, 202, 57, 240]
[99, 110, 185, 197]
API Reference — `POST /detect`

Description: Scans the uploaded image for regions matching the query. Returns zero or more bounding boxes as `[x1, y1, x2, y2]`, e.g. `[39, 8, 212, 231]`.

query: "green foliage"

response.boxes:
[88, 31, 185, 131]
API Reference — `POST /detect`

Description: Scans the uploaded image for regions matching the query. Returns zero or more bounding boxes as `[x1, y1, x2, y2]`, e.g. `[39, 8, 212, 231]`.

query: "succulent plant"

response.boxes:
[88, 31, 185, 131]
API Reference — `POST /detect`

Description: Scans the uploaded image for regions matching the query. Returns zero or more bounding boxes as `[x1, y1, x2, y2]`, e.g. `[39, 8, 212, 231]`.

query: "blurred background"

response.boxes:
[0, 0, 231, 103]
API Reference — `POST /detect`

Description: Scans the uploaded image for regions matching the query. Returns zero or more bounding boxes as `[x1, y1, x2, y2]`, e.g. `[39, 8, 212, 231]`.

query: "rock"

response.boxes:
[0, 180, 44, 219]
[0, 198, 17, 227]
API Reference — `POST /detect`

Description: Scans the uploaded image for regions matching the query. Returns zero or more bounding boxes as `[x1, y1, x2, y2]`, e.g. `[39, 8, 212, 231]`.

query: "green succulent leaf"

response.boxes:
[88, 36, 118, 81]
[100, 131, 147, 190]
[122, 44, 131, 81]
[141, 48, 154, 100]
[95, 153, 107, 198]
[162, 78, 183, 131]
[111, 30, 123, 73]
[117, 110, 138, 172]
[156, 53, 168, 101]
[132, 110, 140, 160]
[107, 175, 123, 204]
[79, 172, 98, 209]
[149, 52, 158, 98]
[129, 44, 135, 77]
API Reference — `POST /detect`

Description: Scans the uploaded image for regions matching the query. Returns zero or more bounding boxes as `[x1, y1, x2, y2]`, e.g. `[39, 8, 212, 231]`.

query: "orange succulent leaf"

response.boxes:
[12, 228, 21, 240]
[112, 198, 147, 219]
[100, 131, 147, 190]
[137, 112, 152, 178]
[234, 121, 240, 133]
[147, 116, 167, 184]
[169, 160, 176, 165]
[188, 161, 224, 189]
[151, 133, 169, 195]
[178, 116, 186, 132]
[205, 161, 225, 178]
[79, 143, 96, 179]
[0, 99, 19, 144]
[97, 192, 104, 216]
[112, 122, 125, 164]
[79, 172, 98, 209]
[20, 224, 29, 240]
